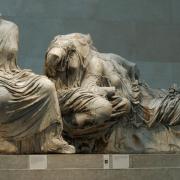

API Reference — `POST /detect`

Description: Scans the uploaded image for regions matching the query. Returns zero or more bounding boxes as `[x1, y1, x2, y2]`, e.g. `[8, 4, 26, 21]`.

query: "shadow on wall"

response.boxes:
[0, 0, 180, 88]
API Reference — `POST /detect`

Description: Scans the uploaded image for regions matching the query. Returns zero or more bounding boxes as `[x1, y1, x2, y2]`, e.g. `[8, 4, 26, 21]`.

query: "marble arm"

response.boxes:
[81, 57, 115, 97]
[101, 53, 140, 81]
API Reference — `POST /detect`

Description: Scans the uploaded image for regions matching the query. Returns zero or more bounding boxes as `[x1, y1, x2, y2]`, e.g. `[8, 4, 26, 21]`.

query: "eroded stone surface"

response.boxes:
[0, 17, 75, 154]
[44, 33, 180, 153]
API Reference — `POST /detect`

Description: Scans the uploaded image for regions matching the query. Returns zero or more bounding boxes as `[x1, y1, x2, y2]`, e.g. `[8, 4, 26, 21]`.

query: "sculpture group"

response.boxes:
[0, 17, 179, 154]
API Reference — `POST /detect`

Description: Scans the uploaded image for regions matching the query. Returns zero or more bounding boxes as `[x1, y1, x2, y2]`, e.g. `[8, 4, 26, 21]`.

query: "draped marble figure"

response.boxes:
[0, 17, 75, 154]
[45, 33, 180, 153]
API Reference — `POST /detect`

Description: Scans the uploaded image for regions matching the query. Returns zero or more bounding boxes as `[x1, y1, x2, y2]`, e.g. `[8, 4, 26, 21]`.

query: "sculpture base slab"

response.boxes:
[0, 154, 180, 180]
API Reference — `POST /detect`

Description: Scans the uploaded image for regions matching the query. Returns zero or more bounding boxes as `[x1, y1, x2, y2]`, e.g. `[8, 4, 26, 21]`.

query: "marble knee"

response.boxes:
[0, 87, 11, 121]
[90, 97, 112, 124]
[37, 77, 56, 94]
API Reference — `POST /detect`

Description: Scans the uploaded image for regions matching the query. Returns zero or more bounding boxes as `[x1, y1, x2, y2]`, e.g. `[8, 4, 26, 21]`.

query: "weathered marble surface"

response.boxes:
[0, 17, 75, 154]
[45, 33, 180, 153]
[0, 16, 179, 154]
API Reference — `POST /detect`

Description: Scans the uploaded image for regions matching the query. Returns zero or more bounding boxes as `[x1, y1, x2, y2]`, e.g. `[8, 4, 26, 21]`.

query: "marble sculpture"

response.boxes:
[0, 16, 179, 154]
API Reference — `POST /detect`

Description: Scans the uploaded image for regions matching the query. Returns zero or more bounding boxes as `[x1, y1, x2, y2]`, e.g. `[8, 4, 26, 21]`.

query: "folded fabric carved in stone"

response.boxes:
[0, 18, 75, 154]
[45, 33, 180, 153]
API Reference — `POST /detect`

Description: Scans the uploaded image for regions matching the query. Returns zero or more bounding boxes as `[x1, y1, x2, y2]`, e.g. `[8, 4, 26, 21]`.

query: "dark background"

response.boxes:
[0, 0, 180, 88]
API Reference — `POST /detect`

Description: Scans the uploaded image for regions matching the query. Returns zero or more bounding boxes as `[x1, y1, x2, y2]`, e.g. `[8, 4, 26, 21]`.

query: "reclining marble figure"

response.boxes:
[44, 33, 180, 153]
[0, 17, 75, 154]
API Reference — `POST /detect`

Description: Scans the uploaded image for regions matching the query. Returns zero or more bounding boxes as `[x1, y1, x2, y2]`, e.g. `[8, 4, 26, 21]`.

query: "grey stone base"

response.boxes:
[0, 154, 180, 180]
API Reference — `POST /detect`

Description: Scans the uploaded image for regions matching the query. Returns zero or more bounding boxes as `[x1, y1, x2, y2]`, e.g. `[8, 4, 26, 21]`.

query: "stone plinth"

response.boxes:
[0, 154, 180, 180]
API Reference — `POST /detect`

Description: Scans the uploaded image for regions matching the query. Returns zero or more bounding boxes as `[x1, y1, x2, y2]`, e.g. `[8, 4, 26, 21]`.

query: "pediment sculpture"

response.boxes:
[44, 33, 180, 153]
[0, 17, 75, 154]
[0, 17, 179, 154]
